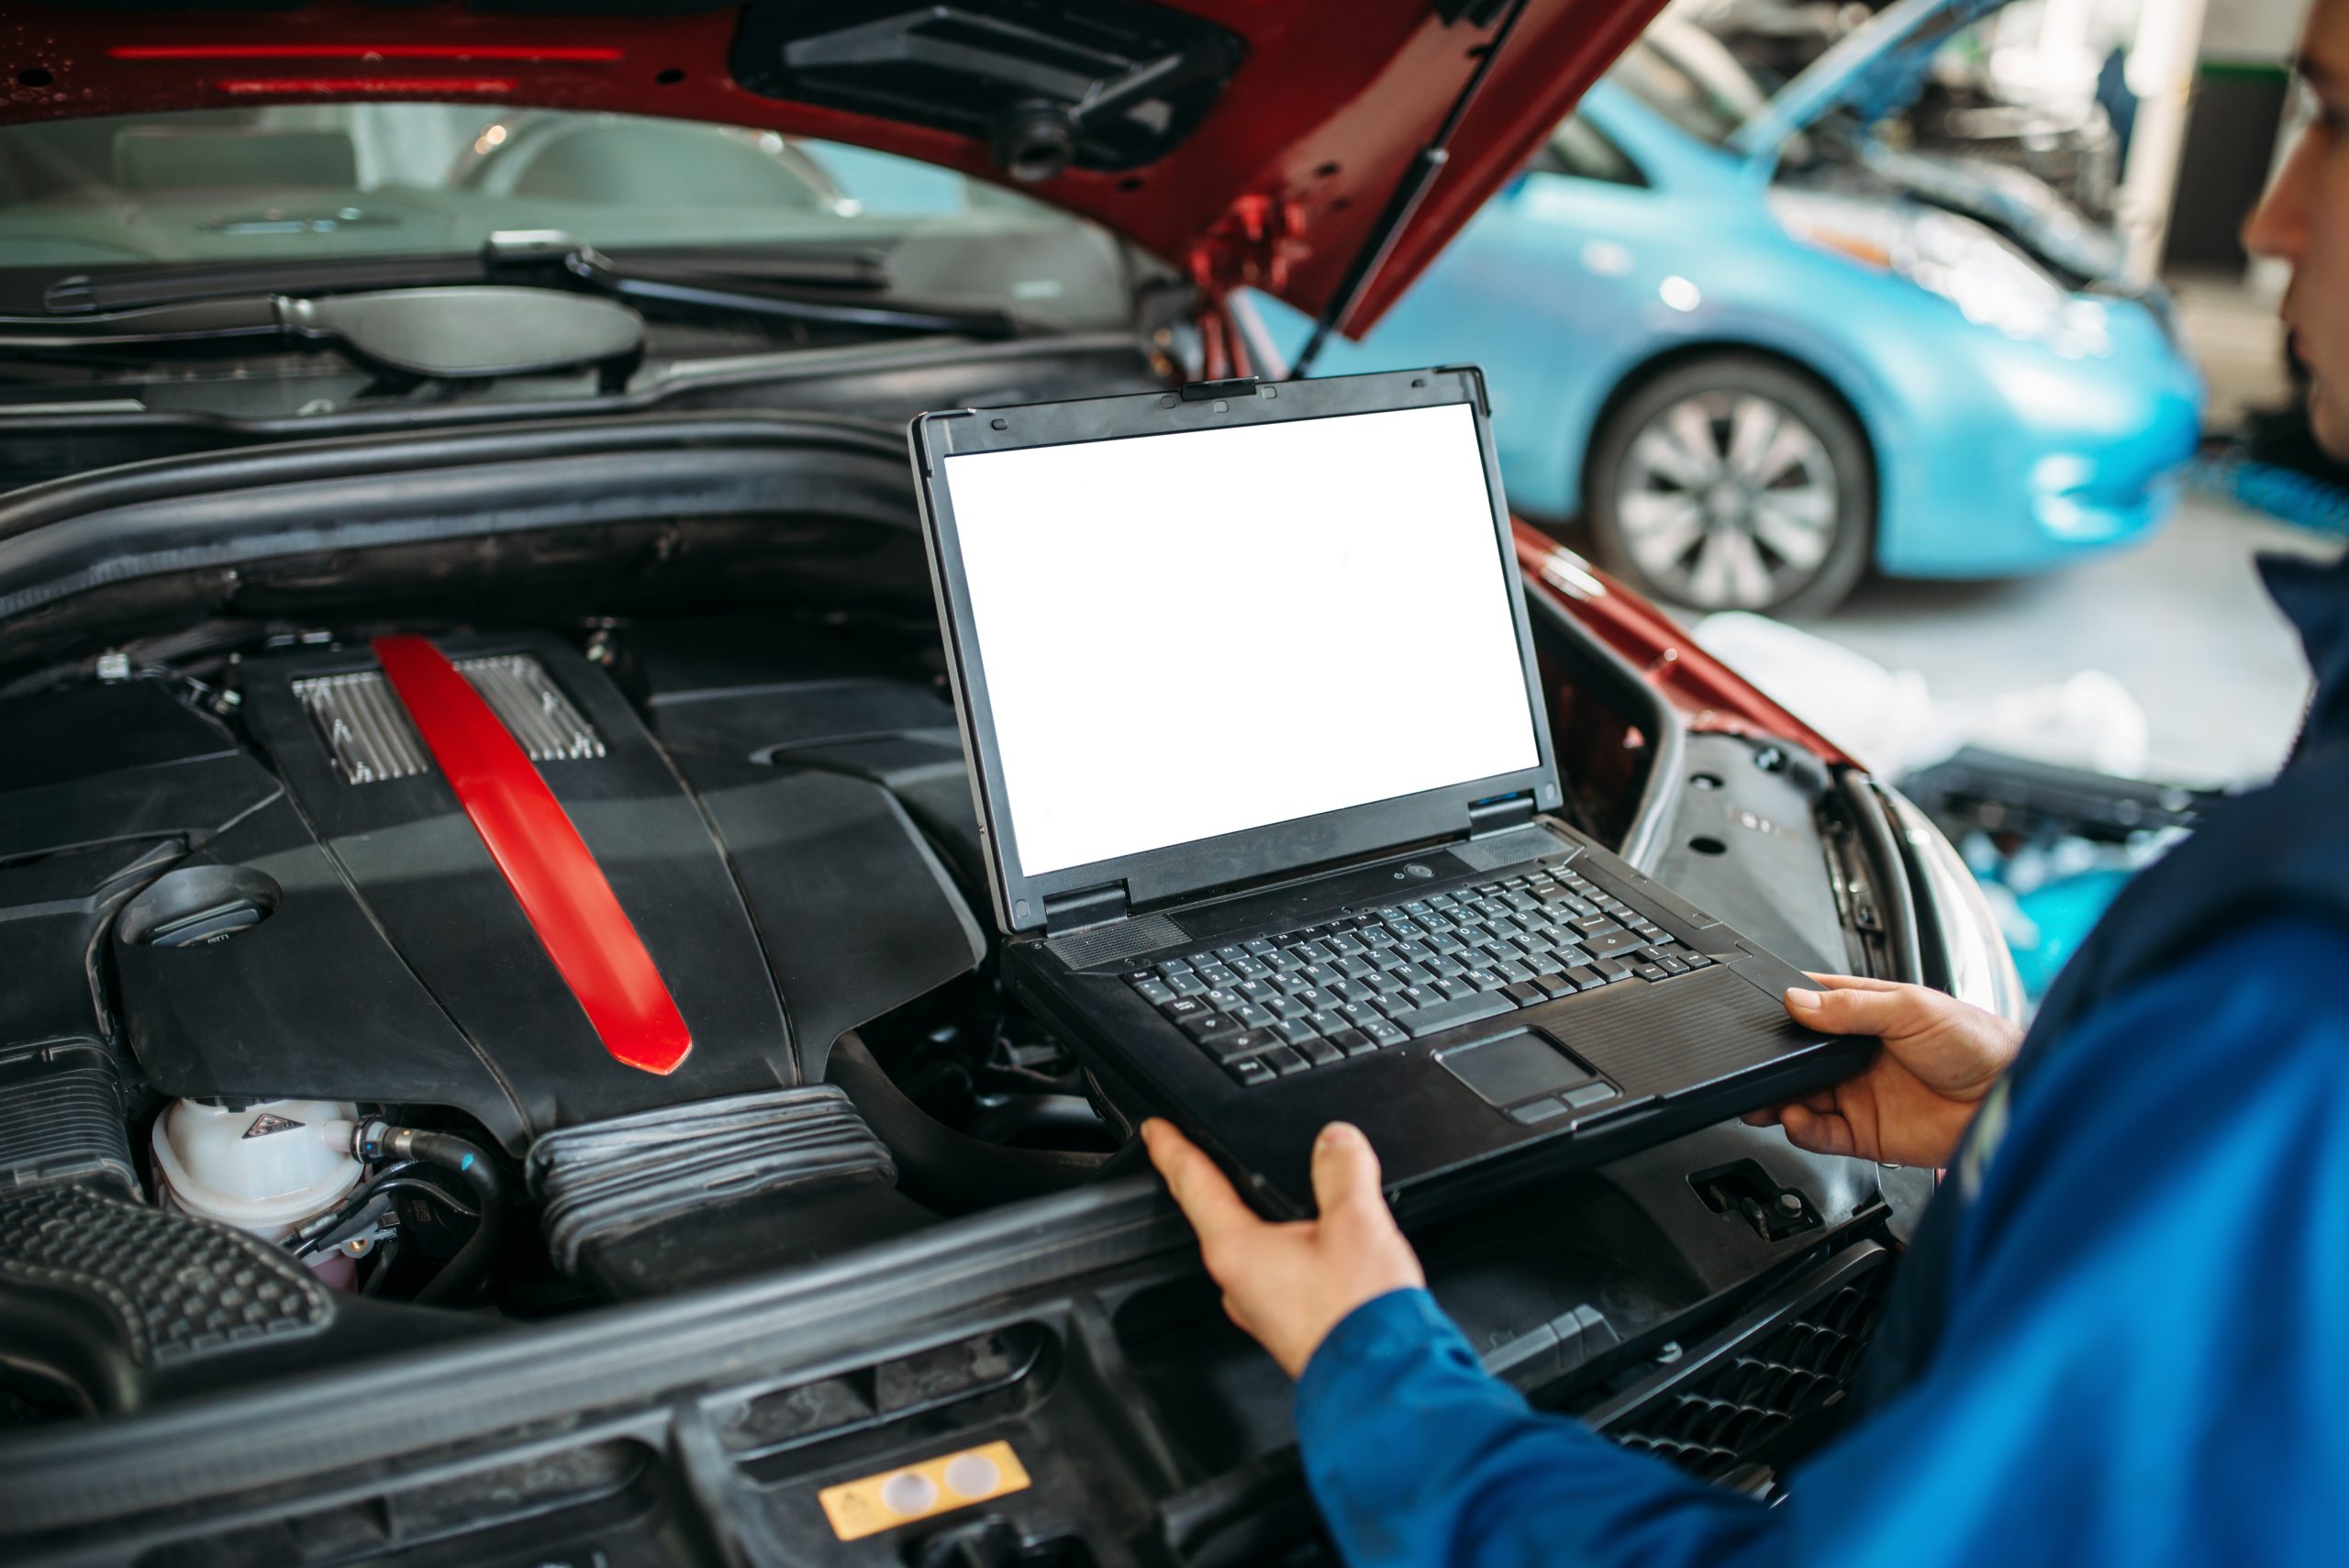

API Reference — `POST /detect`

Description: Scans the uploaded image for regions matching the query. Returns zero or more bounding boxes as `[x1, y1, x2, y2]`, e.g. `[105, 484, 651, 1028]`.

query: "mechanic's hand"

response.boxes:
[1141, 1118, 1425, 1378]
[1746, 974, 2023, 1168]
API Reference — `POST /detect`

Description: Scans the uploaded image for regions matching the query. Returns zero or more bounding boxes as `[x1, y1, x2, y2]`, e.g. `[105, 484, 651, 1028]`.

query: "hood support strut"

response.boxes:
[1290, 0, 1532, 377]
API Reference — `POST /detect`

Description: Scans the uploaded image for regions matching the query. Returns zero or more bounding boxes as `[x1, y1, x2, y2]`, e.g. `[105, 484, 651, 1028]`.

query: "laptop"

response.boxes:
[909, 366, 1870, 1218]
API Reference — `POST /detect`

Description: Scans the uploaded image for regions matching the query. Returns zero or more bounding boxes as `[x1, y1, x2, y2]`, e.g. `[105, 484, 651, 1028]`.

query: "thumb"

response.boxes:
[1784, 982, 1935, 1040]
[1309, 1122, 1386, 1219]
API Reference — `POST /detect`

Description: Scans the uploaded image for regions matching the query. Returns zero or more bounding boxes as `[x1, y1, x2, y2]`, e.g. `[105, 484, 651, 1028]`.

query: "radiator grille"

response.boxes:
[295, 653, 604, 785]
[1603, 1255, 1890, 1485]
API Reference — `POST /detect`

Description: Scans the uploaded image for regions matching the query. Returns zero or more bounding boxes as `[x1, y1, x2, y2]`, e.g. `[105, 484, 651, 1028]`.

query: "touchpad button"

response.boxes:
[1437, 1029, 1596, 1107]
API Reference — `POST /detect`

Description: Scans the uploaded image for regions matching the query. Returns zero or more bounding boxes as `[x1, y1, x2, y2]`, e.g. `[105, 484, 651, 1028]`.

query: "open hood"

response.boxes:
[1727, 0, 2011, 162]
[0, 0, 1667, 340]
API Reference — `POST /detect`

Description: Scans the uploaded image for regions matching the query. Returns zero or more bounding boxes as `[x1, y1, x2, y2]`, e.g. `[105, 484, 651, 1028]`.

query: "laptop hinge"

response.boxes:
[1466, 791, 1537, 838]
[1042, 883, 1130, 936]
[1180, 375, 1259, 402]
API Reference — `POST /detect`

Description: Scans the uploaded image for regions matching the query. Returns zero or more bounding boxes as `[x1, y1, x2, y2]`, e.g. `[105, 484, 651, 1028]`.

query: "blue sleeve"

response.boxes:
[1294, 917, 2349, 1568]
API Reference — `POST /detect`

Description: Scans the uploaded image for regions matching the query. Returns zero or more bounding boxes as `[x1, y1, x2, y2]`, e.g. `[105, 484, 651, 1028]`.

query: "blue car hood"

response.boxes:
[1728, 0, 2014, 159]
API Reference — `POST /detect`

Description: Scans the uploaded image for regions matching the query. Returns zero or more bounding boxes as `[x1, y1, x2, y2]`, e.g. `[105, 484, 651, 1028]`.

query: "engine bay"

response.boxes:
[0, 608, 1179, 1406]
[0, 561, 1910, 1462]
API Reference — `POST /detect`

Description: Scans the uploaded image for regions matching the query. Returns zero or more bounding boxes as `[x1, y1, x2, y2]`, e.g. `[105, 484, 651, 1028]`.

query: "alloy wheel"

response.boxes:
[1614, 391, 1841, 611]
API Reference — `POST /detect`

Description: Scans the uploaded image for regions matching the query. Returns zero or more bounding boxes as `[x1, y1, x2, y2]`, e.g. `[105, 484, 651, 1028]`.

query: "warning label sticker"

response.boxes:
[816, 1440, 1030, 1541]
[241, 1113, 304, 1139]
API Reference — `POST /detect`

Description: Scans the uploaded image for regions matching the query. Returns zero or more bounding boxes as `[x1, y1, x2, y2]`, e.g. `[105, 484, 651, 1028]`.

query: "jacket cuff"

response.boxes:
[1296, 1287, 1476, 1438]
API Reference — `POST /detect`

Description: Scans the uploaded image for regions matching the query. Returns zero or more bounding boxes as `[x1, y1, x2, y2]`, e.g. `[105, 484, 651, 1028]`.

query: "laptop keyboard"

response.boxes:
[1121, 861, 1714, 1086]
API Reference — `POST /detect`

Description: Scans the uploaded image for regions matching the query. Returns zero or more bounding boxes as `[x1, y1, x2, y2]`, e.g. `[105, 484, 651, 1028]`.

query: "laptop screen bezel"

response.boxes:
[911, 365, 1564, 935]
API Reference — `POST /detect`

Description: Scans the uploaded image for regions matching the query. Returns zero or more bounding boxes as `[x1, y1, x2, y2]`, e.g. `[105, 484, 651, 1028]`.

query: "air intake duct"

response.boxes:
[528, 1086, 909, 1296]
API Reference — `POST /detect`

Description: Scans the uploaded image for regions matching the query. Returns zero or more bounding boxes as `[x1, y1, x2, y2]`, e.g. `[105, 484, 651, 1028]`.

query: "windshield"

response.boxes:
[1609, 39, 1752, 148]
[0, 103, 1131, 327]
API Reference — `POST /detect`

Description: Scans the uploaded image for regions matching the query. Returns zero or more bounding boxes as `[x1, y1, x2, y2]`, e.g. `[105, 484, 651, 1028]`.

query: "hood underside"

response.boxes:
[1, 0, 1665, 338]
[1728, 0, 2010, 161]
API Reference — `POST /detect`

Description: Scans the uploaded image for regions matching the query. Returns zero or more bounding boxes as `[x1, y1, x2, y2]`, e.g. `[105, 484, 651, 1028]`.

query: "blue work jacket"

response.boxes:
[1296, 546, 2349, 1567]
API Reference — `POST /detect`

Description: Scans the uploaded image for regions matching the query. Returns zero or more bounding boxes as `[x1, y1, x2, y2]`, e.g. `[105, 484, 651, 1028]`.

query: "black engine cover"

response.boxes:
[105, 632, 983, 1153]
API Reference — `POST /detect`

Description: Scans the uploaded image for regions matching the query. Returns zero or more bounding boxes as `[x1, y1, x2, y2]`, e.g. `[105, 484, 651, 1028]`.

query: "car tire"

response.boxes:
[1586, 354, 1874, 619]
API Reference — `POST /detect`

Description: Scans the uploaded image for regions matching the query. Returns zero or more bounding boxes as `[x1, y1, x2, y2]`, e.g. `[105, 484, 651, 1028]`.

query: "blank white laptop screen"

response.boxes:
[941, 400, 1542, 878]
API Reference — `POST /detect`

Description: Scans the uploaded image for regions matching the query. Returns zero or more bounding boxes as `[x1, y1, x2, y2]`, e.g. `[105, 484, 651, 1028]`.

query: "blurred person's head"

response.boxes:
[2246, 0, 2349, 456]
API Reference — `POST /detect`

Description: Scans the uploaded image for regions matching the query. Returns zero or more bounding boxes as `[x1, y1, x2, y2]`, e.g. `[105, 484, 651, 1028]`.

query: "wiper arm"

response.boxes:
[0, 287, 648, 383]
[39, 239, 890, 316]
[0, 295, 286, 350]
[481, 231, 1016, 339]
[27, 233, 1015, 343]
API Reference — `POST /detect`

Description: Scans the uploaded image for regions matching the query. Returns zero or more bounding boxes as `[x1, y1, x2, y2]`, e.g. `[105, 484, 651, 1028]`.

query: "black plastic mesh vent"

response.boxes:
[0, 1184, 331, 1367]
[1607, 1265, 1889, 1484]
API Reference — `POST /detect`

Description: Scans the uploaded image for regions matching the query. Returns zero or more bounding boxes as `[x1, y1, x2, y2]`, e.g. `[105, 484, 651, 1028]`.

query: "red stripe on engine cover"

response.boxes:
[372, 635, 692, 1075]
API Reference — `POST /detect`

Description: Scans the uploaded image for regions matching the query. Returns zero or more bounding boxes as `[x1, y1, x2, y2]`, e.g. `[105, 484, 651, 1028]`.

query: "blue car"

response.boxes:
[1253, 3, 2204, 617]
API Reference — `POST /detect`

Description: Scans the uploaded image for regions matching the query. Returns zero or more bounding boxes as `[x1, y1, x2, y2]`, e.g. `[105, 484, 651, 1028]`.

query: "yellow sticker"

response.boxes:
[817, 1440, 1032, 1542]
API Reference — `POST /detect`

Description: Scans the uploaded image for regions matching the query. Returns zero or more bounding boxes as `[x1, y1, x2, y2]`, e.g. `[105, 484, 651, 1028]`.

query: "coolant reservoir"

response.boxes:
[150, 1097, 362, 1241]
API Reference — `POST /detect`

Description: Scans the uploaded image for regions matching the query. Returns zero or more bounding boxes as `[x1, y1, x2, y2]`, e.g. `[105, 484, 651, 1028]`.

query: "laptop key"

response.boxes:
[1298, 1039, 1344, 1068]
[1327, 1028, 1375, 1057]
[1274, 1019, 1320, 1046]
[1262, 1044, 1310, 1076]
[1393, 991, 1514, 1039]
[1136, 980, 1176, 1005]
[1501, 982, 1548, 1007]
[1166, 972, 1208, 996]
[1362, 1018, 1410, 1049]
[1461, 968, 1506, 992]
[1233, 1004, 1278, 1029]
[1179, 1010, 1240, 1041]
[1209, 1029, 1278, 1062]
[1163, 995, 1210, 1022]
[1226, 1056, 1276, 1087]
[1531, 972, 1579, 1000]
[1582, 929, 1646, 959]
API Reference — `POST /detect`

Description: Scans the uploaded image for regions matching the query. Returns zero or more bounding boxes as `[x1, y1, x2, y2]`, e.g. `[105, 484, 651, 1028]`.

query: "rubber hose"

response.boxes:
[401, 1131, 506, 1307]
[826, 1031, 1107, 1214]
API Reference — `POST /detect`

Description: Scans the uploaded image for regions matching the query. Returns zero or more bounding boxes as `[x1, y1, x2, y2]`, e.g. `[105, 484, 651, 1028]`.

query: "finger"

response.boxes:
[1740, 1106, 1784, 1128]
[1786, 982, 1943, 1038]
[1142, 1119, 1262, 1249]
[1308, 1122, 1388, 1220]
[1778, 1103, 1857, 1159]
[1803, 971, 1907, 993]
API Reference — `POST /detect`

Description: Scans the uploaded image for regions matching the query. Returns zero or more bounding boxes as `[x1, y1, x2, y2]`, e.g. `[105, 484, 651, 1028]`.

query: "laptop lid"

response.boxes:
[911, 366, 1563, 935]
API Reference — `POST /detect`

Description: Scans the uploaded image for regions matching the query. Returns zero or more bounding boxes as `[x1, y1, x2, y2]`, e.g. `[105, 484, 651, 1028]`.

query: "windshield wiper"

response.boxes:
[36, 237, 892, 316]
[481, 231, 1014, 338]
[8, 232, 1017, 360]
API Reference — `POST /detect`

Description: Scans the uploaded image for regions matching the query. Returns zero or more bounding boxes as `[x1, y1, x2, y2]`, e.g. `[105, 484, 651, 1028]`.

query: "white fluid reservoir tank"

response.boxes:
[150, 1097, 363, 1247]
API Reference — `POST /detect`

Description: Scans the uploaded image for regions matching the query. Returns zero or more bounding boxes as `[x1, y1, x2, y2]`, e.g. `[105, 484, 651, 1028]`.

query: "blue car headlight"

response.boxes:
[1768, 190, 2111, 359]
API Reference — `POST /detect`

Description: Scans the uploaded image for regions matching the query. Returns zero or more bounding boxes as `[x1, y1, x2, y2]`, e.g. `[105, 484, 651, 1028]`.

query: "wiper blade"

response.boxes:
[0, 295, 285, 350]
[20, 233, 1015, 346]
[482, 231, 1016, 339]
[0, 287, 647, 383]
[38, 239, 891, 315]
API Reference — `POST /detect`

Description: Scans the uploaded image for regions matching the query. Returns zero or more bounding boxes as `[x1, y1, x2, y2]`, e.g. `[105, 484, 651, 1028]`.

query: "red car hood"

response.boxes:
[2, 0, 1660, 338]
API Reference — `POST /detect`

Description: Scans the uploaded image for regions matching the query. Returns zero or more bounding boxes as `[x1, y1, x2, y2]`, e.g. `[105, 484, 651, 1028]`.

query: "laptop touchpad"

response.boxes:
[1437, 1029, 1596, 1107]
